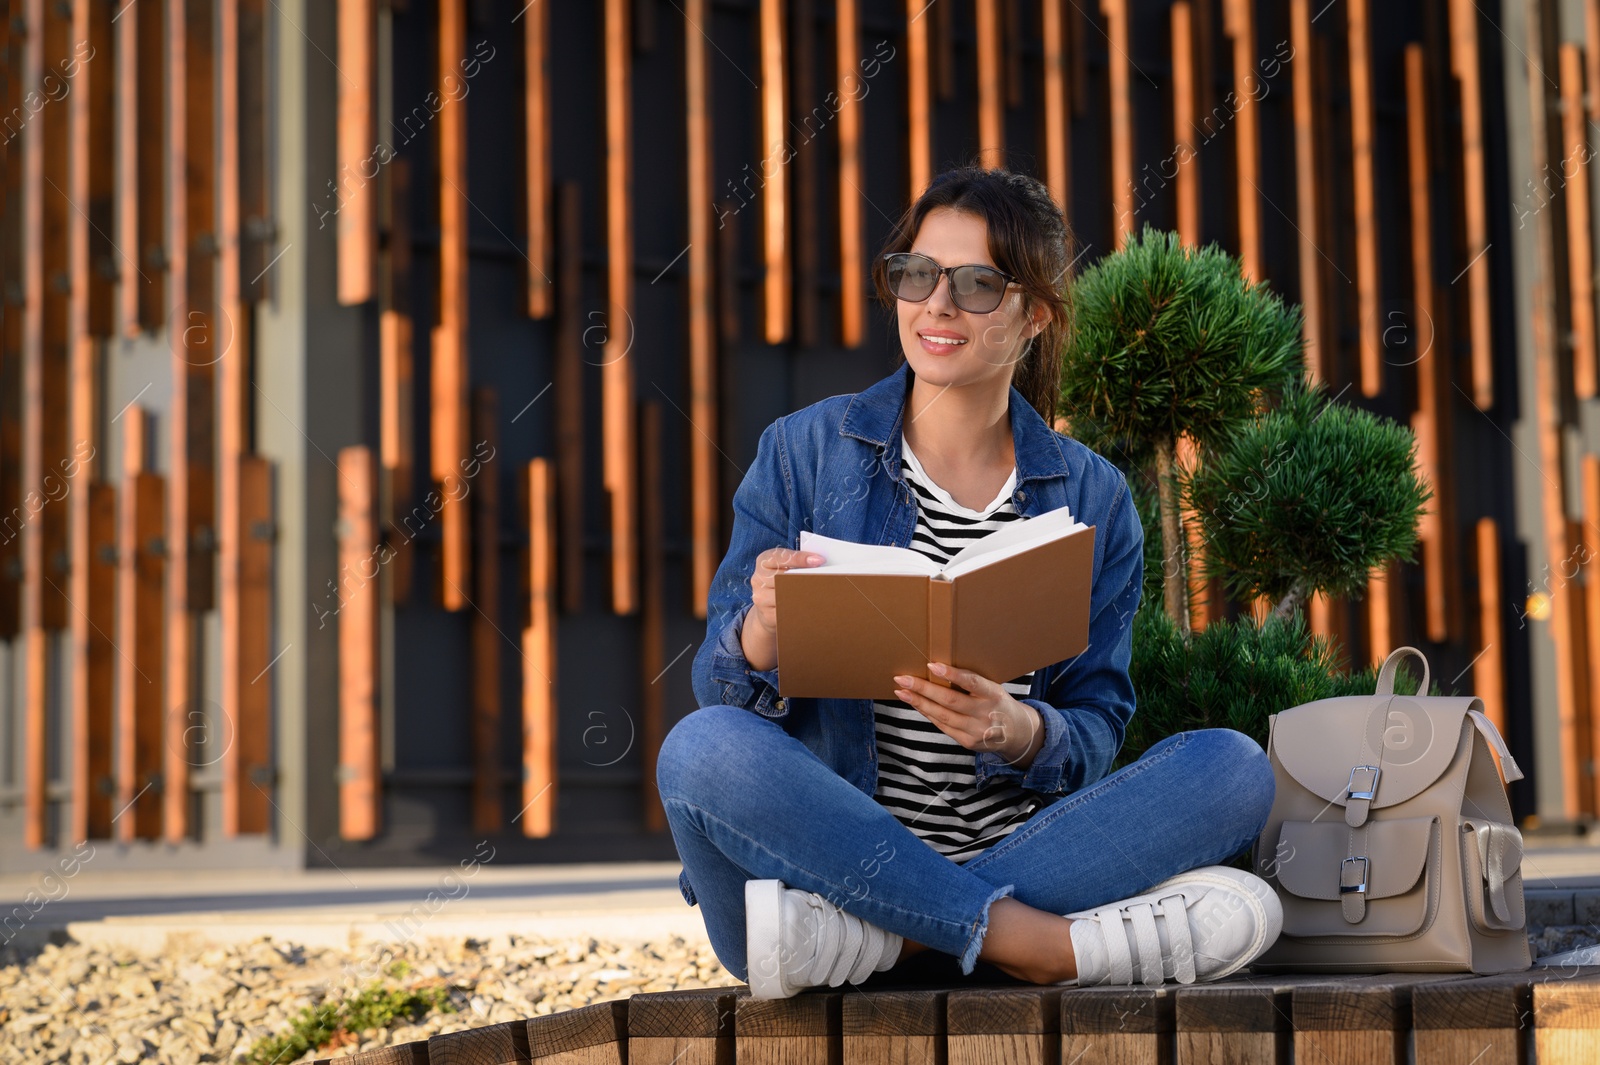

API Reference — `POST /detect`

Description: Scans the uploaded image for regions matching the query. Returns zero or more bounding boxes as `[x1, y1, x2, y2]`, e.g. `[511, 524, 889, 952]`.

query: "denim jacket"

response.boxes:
[682, 362, 1144, 904]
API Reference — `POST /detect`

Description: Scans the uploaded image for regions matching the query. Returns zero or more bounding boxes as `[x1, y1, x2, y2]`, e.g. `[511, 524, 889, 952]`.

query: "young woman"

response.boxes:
[658, 166, 1281, 997]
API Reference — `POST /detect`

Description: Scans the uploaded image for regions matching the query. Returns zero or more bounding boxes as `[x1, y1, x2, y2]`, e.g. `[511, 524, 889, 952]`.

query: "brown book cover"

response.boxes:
[772, 513, 1096, 699]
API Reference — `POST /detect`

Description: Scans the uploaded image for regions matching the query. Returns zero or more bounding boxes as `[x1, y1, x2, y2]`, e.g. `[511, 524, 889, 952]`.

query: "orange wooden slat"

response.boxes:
[1590, 0, 1600, 124]
[1291, 0, 1324, 379]
[1348, 0, 1380, 396]
[976, 0, 1003, 169]
[1405, 44, 1450, 644]
[75, 482, 116, 841]
[166, 0, 220, 843]
[906, 0, 932, 203]
[640, 400, 665, 831]
[792, 0, 819, 350]
[434, 0, 469, 611]
[1449, 0, 1492, 409]
[1367, 562, 1394, 666]
[471, 389, 502, 834]
[1475, 518, 1506, 735]
[934, 0, 954, 102]
[338, 446, 380, 840]
[1172, 1, 1197, 246]
[606, 0, 638, 612]
[115, 410, 163, 842]
[687, 0, 717, 618]
[78, 0, 114, 338]
[1042, 0, 1071, 217]
[1, 0, 21, 642]
[836, 0, 864, 348]
[523, 458, 557, 838]
[1584, 458, 1600, 805]
[219, 0, 247, 836]
[555, 181, 584, 616]
[1225, 0, 1260, 280]
[1101, 0, 1132, 246]
[233, 455, 273, 834]
[525, 0, 551, 318]
[1562, 43, 1597, 400]
[1575, 517, 1598, 811]
[336, 0, 375, 305]
[757, 0, 788, 343]
[239, 0, 268, 302]
[68, 0, 113, 842]
[22, 0, 75, 850]
[131, 0, 166, 333]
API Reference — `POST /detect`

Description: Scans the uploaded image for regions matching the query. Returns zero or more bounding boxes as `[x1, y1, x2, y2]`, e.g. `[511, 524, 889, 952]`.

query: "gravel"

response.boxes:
[0, 932, 739, 1064]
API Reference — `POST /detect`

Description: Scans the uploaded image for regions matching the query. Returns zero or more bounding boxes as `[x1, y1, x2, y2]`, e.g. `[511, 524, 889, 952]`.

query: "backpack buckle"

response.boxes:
[1346, 765, 1381, 802]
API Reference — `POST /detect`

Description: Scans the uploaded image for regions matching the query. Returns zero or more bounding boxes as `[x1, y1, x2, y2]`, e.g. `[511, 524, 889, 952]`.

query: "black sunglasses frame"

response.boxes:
[881, 252, 1022, 315]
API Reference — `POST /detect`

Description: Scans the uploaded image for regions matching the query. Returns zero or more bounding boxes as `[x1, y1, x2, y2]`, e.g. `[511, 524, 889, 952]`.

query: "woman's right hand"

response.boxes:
[747, 547, 826, 637]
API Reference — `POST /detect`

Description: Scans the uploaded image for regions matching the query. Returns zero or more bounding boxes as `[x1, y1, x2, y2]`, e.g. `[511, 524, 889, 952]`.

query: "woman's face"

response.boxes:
[895, 206, 1045, 394]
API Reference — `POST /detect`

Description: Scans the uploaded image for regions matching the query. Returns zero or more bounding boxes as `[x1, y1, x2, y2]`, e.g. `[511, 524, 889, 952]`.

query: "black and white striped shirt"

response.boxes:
[871, 433, 1043, 864]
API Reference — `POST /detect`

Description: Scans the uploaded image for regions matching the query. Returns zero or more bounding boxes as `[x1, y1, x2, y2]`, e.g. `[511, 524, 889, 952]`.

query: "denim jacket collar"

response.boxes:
[838, 361, 1072, 487]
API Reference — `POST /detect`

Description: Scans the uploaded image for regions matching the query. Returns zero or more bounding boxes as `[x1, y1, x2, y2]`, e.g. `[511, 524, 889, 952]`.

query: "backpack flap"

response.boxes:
[1269, 694, 1481, 826]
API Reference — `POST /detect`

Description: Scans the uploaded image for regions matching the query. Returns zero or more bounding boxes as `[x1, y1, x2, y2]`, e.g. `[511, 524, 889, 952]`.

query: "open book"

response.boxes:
[772, 507, 1095, 699]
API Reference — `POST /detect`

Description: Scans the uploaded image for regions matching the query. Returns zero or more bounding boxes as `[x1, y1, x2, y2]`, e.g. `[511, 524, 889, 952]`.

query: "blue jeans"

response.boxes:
[656, 705, 1275, 982]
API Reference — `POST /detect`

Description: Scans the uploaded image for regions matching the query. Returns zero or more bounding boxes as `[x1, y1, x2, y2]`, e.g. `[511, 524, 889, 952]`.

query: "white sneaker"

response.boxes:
[1062, 865, 1282, 986]
[744, 879, 903, 999]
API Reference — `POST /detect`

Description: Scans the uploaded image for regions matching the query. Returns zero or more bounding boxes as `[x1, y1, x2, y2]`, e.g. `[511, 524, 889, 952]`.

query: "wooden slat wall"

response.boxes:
[524, 0, 551, 319]
[523, 458, 557, 838]
[605, 0, 638, 613]
[792, 0, 819, 351]
[336, 0, 376, 306]
[234, 456, 273, 834]
[338, 446, 380, 840]
[434, 0, 470, 611]
[115, 411, 163, 842]
[239, 0, 268, 303]
[121, 0, 166, 334]
[380, 158, 415, 603]
[67, 0, 115, 844]
[1476, 518, 1507, 736]
[22, 0, 74, 850]
[1102, 0, 1132, 245]
[1585, 458, 1600, 790]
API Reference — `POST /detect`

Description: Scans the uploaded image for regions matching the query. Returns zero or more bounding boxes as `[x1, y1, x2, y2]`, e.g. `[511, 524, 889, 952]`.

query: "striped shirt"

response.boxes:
[871, 433, 1043, 864]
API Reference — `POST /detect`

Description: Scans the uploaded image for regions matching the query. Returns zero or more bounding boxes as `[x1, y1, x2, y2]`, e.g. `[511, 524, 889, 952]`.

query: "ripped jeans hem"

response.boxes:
[957, 881, 1017, 975]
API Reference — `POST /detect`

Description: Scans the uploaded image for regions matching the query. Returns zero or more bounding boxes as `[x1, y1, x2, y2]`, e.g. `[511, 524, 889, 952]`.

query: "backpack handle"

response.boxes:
[1376, 645, 1430, 697]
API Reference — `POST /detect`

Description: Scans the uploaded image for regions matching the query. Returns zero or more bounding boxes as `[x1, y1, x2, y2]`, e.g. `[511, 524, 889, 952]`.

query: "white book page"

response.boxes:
[791, 530, 940, 575]
[943, 506, 1087, 578]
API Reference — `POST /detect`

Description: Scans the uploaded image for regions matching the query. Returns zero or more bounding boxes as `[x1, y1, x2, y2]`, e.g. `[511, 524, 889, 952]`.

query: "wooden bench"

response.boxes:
[327, 969, 1600, 1064]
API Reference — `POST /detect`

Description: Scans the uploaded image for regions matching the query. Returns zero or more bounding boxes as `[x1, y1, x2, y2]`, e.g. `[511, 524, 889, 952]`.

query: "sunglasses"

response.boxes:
[882, 251, 1021, 315]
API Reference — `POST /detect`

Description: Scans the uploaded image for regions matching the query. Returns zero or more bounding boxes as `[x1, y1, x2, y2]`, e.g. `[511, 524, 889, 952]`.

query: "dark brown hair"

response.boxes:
[871, 163, 1079, 428]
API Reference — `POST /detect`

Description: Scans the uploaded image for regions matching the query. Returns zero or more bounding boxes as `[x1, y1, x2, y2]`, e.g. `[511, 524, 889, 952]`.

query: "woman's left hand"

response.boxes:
[892, 662, 1045, 768]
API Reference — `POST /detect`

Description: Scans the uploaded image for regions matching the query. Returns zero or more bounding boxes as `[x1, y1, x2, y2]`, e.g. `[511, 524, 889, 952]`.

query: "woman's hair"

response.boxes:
[871, 163, 1079, 428]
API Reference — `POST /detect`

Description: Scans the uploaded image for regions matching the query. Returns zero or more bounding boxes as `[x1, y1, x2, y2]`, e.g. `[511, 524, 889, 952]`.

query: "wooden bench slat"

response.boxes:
[736, 991, 840, 1065]
[627, 986, 738, 1065]
[1060, 984, 1173, 1065]
[527, 998, 626, 1063]
[430, 1019, 531, 1065]
[948, 986, 1059, 1065]
[842, 988, 944, 1065]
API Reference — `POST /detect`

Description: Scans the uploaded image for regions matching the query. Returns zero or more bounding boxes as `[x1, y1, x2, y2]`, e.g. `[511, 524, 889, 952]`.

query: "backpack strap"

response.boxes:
[1376, 646, 1430, 697]
[1467, 708, 1525, 783]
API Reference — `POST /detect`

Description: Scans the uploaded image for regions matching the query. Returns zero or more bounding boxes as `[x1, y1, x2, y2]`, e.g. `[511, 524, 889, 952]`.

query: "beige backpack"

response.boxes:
[1251, 646, 1531, 974]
